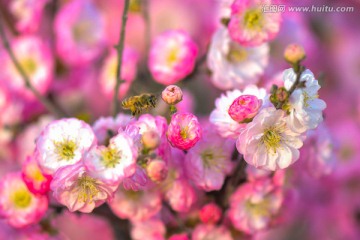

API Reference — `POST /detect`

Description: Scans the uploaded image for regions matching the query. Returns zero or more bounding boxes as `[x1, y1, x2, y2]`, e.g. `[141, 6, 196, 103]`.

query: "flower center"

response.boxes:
[54, 140, 77, 161]
[101, 148, 122, 168]
[245, 198, 271, 217]
[201, 149, 226, 171]
[227, 42, 248, 63]
[12, 188, 32, 209]
[125, 189, 143, 201]
[262, 127, 282, 153]
[201, 150, 215, 168]
[129, 0, 141, 12]
[243, 8, 263, 30]
[180, 126, 189, 139]
[20, 58, 37, 76]
[72, 20, 96, 45]
[167, 47, 180, 66]
[303, 91, 318, 108]
[77, 175, 99, 203]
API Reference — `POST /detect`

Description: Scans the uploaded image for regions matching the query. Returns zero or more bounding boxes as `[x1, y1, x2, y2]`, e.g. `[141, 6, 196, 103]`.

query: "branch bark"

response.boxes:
[112, 0, 131, 117]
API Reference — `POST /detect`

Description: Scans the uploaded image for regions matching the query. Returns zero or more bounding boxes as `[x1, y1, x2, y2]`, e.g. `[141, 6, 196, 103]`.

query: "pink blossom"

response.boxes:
[108, 187, 162, 221]
[229, 179, 283, 234]
[22, 156, 52, 195]
[53, 210, 114, 240]
[99, 47, 139, 99]
[284, 43, 306, 63]
[228, 95, 262, 123]
[10, 0, 48, 33]
[123, 165, 149, 191]
[131, 218, 166, 240]
[0, 36, 53, 100]
[228, 0, 282, 47]
[165, 178, 197, 213]
[167, 112, 202, 150]
[199, 203, 222, 224]
[162, 85, 183, 105]
[54, 0, 106, 66]
[84, 131, 137, 185]
[185, 127, 233, 191]
[35, 118, 96, 175]
[192, 224, 233, 240]
[0, 172, 48, 228]
[92, 113, 133, 145]
[148, 30, 198, 85]
[162, 148, 197, 212]
[142, 131, 161, 150]
[147, 159, 168, 183]
[50, 162, 117, 213]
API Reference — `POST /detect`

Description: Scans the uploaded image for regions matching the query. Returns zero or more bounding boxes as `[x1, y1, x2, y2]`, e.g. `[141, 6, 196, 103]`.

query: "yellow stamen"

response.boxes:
[12, 188, 32, 208]
[20, 58, 37, 76]
[262, 127, 282, 153]
[167, 47, 179, 66]
[303, 91, 318, 108]
[77, 175, 99, 203]
[101, 148, 121, 168]
[227, 43, 248, 63]
[54, 140, 77, 161]
[245, 198, 271, 217]
[243, 8, 263, 30]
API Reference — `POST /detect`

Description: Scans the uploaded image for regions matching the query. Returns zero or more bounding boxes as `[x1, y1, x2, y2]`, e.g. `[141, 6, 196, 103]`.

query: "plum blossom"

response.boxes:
[84, 131, 137, 184]
[21, 157, 52, 195]
[207, 26, 269, 90]
[108, 187, 162, 222]
[185, 127, 233, 191]
[192, 224, 233, 240]
[237, 107, 303, 171]
[228, 0, 282, 47]
[167, 112, 202, 150]
[228, 94, 262, 122]
[50, 162, 117, 213]
[0, 172, 48, 228]
[123, 165, 149, 191]
[210, 85, 267, 138]
[10, 0, 48, 33]
[99, 47, 139, 99]
[0, 36, 53, 100]
[162, 149, 197, 212]
[55, 0, 105, 66]
[35, 118, 96, 174]
[131, 218, 166, 240]
[92, 113, 133, 145]
[146, 159, 168, 182]
[299, 124, 336, 178]
[283, 68, 327, 133]
[148, 30, 198, 85]
[229, 179, 283, 234]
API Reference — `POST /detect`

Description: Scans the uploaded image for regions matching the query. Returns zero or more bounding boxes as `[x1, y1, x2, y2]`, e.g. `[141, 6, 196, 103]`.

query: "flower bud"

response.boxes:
[228, 95, 262, 123]
[142, 131, 160, 150]
[199, 203, 222, 224]
[147, 159, 168, 182]
[284, 44, 306, 64]
[162, 85, 183, 105]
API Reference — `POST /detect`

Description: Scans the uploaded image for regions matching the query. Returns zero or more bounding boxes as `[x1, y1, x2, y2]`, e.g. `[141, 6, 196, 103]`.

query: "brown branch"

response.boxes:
[112, 0, 131, 117]
[0, 18, 68, 118]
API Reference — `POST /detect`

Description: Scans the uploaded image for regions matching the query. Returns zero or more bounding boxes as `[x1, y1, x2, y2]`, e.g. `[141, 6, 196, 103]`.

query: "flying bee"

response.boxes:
[121, 93, 157, 116]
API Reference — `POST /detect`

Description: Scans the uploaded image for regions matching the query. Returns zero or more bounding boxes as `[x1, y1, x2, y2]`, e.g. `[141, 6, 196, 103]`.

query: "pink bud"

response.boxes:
[147, 159, 168, 182]
[228, 95, 262, 123]
[167, 112, 202, 150]
[142, 130, 160, 150]
[162, 85, 183, 105]
[284, 44, 306, 64]
[22, 157, 52, 195]
[199, 203, 222, 224]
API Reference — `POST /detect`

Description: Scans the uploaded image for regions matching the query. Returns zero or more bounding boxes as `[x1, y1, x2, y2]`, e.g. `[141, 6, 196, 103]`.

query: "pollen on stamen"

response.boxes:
[77, 175, 99, 203]
[54, 140, 77, 161]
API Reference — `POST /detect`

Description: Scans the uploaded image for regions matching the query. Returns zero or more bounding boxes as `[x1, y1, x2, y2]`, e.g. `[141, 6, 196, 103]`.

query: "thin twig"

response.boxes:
[142, 0, 151, 55]
[288, 65, 305, 96]
[112, 0, 131, 117]
[0, 18, 67, 118]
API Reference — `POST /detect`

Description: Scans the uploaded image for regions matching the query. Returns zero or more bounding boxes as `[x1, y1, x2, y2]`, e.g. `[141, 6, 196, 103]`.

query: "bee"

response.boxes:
[121, 93, 157, 116]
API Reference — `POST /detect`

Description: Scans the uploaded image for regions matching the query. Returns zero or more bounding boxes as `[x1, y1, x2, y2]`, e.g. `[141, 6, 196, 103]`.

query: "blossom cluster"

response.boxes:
[0, 0, 357, 239]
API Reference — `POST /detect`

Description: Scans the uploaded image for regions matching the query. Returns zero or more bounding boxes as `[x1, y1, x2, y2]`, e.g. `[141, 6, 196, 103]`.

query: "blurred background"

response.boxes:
[0, 0, 360, 239]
